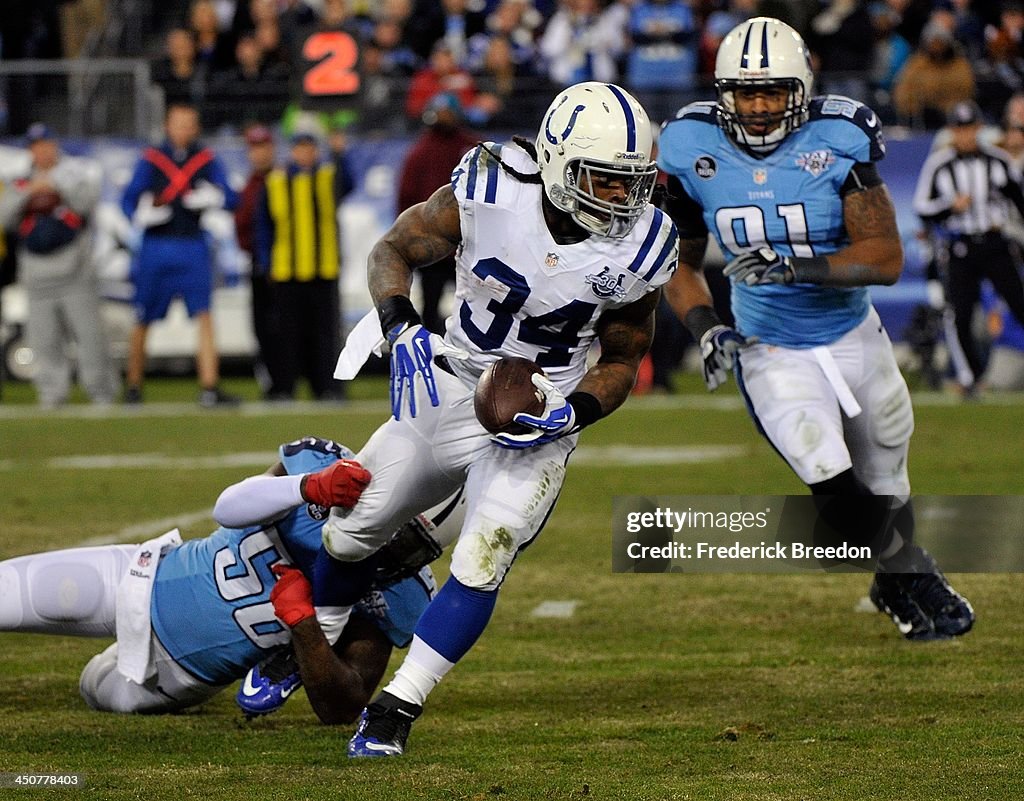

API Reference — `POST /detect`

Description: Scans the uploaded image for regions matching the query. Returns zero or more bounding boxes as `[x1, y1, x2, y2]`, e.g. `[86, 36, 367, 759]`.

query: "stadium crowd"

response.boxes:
[4, 1, 1024, 135]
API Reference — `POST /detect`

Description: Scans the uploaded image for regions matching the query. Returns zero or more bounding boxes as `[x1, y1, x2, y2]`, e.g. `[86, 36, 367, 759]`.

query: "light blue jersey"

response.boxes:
[658, 96, 886, 348]
[150, 437, 434, 684]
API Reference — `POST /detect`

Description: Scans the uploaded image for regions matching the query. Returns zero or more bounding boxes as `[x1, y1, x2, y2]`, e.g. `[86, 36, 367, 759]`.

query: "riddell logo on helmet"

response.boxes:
[615, 152, 645, 162]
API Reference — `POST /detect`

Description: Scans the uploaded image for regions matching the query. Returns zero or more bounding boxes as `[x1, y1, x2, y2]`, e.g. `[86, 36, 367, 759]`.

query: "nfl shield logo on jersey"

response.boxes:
[545, 252, 559, 270]
[137, 550, 152, 568]
[753, 168, 768, 185]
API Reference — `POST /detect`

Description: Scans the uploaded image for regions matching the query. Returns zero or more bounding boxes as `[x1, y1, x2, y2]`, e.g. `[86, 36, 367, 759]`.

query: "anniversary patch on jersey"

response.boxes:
[796, 150, 836, 177]
[695, 156, 717, 179]
[306, 503, 329, 521]
[585, 266, 627, 299]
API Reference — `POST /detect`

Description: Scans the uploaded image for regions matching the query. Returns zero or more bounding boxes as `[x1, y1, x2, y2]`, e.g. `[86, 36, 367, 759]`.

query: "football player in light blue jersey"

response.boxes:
[658, 17, 974, 641]
[0, 437, 460, 723]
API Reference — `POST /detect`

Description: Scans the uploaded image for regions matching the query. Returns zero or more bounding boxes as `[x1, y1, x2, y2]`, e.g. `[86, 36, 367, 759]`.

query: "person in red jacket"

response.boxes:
[404, 42, 478, 123]
[395, 94, 478, 333]
[234, 123, 278, 396]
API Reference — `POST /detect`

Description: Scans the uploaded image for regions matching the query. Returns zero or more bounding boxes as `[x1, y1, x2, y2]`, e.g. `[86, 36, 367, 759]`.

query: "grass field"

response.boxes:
[0, 375, 1022, 800]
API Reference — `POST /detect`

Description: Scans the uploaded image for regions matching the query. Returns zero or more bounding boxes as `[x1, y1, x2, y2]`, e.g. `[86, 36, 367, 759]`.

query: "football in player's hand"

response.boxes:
[24, 188, 62, 216]
[474, 357, 546, 435]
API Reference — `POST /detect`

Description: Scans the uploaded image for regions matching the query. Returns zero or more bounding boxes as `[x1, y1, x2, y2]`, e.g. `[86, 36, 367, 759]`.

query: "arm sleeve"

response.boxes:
[120, 159, 151, 219]
[208, 157, 239, 211]
[213, 473, 305, 527]
[333, 152, 354, 202]
[662, 173, 708, 239]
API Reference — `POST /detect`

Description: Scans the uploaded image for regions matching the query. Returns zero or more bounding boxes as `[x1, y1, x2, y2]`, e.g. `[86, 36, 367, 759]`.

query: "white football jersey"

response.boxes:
[445, 142, 678, 392]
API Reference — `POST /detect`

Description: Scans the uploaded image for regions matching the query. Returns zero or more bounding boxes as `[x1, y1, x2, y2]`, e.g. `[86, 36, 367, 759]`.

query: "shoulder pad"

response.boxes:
[278, 436, 355, 475]
[451, 142, 519, 206]
[664, 101, 718, 127]
[808, 96, 885, 162]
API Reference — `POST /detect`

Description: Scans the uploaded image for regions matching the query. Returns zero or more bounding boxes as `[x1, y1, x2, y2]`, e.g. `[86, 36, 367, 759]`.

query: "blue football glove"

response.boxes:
[387, 324, 467, 421]
[723, 247, 796, 287]
[493, 373, 578, 450]
[699, 325, 757, 392]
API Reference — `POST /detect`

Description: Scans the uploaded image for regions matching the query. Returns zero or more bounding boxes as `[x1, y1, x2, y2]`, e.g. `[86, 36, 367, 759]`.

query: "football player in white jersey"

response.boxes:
[325, 82, 678, 757]
[657, 17, 974, 641]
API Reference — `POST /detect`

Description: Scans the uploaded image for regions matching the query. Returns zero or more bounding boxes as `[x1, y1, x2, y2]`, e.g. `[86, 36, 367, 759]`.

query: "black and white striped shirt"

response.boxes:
[913, 143, 1024, 235]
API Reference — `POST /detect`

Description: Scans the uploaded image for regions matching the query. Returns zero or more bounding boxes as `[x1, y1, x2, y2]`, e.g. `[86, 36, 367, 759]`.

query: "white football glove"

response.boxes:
[132, 192, 172, 229]
[182, 180, 226, 211]
[388, 324, 468, 421]
[492, 373, 578, 449]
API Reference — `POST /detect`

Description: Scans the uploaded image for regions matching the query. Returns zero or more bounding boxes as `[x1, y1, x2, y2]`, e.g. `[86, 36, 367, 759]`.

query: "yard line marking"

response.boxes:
[76, 509, 212, 547]
[0, 446, 745, 471]
[3, 391, 1022, 420]
[574, 445, 745, 465]
[49, 452, 275, 470]
[531, 600, 579, 619]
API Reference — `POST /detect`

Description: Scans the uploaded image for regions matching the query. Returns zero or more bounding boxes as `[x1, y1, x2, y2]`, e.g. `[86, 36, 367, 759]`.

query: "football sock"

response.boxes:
[384, 577, 497, 706]
[384, 636, 453, 706]
[311, 547, 378, 607]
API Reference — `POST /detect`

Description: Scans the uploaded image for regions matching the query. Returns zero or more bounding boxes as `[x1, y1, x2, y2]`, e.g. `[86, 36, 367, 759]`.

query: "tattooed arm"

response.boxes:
[574, 288, 660, 418]
[369, 185, 462, 323]
[794, 168, 904, 287]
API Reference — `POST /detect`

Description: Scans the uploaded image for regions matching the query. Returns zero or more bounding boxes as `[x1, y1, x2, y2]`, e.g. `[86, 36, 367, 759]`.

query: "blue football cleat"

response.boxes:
[347, 691, 422, 757]
[236, 649, 302, 718]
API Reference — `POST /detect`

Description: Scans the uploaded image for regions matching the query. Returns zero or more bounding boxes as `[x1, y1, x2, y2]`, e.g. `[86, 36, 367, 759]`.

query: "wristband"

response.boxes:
[377, 295, 422, 339]
[790, 255, 830, 284]
[683, 305, 723, 343]
[566, 391, 603, 430]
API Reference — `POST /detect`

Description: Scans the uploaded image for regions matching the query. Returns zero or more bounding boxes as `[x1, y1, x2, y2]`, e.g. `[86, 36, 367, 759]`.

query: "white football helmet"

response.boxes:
[714, 17, 814, 153]
[535, 82, 657, 238]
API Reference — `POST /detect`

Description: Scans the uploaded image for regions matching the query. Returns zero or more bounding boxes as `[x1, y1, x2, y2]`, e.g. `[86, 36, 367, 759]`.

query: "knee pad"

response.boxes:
[870, 382, 914, 448]
[79, 645, 120, 712]
[33, 563, 104, 623]
[449, 523, 519, 592]
[0, 563, 23, 628]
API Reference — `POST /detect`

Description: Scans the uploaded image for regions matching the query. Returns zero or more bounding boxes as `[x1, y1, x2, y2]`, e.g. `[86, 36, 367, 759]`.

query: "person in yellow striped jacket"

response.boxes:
[255, 130, 354, 400]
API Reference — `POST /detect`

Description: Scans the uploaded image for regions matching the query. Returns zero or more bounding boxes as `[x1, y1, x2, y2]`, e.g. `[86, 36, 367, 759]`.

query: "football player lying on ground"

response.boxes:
[0, 436, 462, 721]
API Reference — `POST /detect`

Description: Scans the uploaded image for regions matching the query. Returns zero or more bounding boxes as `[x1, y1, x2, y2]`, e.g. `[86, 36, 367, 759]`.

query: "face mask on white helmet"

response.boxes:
[714, 17, 814, 154]
[534, 82, 657, 239]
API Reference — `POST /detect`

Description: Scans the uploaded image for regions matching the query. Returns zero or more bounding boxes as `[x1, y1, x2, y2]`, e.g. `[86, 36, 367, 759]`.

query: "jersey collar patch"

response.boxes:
[796, 149, 835, 177]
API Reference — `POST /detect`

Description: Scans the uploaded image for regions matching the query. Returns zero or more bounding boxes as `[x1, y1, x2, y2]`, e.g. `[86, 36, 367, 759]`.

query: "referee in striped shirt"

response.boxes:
[914, 100, 1024, 394]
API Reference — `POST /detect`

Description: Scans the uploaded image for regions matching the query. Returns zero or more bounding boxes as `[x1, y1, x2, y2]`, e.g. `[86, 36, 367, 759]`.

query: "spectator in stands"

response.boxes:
[538, 0, 625, 86]
[209, 33, 290, 124]
[0, 124, 117, 408]
[369, 17, 421, 75]
[190, 0, 237, 74]
[467, 37, 518, 128]
[234, 124, 278, 397]
[699, 0, 757, 78]
[358, 40, 415, 135]
[807, 0, 876, 104]
[120, 103, 239, 407]
[892, 20, 976, 129]
[868, 0, 914, 102]
[935, 0, 985, 62]
[973, 3, 1024, 115]
[152, 28, 207, 107]
[396, 93, 478, 334]
[254, 16, 291, 72]
[254, 131, 354, 401]
[406, 0, 487, 63]
[466, 0, 541, 74]
[625, 0, 700, 124]
[405, 41, 479, 122]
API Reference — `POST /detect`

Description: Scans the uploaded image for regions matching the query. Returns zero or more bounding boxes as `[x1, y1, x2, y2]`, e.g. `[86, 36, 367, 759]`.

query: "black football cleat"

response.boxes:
[899, 549, 975, 637]
[870, 571, 941, 640]
[347, 691, 422, 757]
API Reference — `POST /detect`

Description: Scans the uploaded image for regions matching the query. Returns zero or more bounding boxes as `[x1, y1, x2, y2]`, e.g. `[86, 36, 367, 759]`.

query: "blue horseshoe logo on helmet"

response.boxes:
[544, 100, 587, 145]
